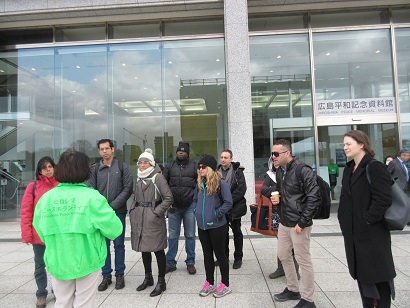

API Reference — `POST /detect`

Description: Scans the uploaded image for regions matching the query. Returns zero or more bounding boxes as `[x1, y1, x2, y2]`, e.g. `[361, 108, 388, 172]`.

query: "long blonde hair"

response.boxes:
[197, 167, 222, 196]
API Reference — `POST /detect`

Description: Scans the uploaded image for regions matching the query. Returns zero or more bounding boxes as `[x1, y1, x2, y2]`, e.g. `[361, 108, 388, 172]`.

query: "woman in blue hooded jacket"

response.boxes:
[193, 155, 233, 298]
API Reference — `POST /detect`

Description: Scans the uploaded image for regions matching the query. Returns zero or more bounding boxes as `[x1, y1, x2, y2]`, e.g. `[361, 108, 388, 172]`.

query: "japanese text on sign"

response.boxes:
[317, 97, 395, 117]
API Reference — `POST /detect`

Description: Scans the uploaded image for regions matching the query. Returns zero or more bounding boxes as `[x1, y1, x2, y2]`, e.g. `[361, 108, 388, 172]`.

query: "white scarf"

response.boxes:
[137, 166, 155, 179]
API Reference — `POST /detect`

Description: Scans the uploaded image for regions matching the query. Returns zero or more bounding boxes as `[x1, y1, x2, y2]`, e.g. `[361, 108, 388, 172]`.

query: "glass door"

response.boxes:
[318, 123, 397, 201]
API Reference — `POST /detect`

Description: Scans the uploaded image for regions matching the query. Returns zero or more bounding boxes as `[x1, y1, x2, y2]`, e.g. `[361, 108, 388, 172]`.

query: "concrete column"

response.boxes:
[224, 0, 255, 205]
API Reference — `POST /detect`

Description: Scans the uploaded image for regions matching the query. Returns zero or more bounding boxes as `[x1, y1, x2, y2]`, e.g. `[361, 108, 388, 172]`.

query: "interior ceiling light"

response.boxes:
[216, 59, 220, 62]
[375, 50, 380, 54]
[76, 66, 81, 69]
[31, 68, 36, 71]
[277, 55, 281, 59]
[326, 52, 331, 56]
[122, 63, 126, 66]
[168, 61, 173, 64]
[270, 70, 274, 73]
[85, 108, 99, 116]
[356, 66, 360, 69]
[0, 69, 4, 73]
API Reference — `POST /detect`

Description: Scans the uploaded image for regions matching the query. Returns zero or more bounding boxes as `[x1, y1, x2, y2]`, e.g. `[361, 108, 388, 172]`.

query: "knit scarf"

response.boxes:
[137, 166, 154, 179]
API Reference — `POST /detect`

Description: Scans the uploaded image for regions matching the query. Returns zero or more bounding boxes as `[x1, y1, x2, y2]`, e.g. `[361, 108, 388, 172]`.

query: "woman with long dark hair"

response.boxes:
[339, 130, 396, 307]
[21, 156, 58, 308]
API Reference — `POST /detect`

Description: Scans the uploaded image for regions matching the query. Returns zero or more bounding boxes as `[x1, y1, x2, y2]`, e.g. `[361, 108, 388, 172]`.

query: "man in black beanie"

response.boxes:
[163, 141, 198, 275]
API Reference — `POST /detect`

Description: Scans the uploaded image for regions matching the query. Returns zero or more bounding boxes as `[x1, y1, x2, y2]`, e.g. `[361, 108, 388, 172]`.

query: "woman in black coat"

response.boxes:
[338, 130, 396, 308]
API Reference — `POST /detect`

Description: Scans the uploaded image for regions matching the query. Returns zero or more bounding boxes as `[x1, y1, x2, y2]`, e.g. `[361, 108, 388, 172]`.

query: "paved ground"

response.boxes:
[0, 206, 409, 308]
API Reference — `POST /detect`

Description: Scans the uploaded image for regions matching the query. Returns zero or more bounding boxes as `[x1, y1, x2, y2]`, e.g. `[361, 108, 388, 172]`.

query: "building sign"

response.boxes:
[317, 97, 395, 117]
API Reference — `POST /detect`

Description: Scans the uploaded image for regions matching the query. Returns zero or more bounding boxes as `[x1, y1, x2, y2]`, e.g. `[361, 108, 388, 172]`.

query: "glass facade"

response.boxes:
[0, 37, 227, 218]
[250, 33, 314, 180]
[1, 6, 410, 219]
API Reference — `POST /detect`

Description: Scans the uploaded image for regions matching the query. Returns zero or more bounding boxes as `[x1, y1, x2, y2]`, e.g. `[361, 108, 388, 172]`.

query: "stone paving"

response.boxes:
[0, 207, 409, 307]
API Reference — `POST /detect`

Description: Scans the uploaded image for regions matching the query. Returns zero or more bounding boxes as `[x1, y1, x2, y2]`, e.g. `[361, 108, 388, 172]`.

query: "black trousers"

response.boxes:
[141, 250, 166, 278]
[225, 217, 243, 261]
[358, 281, 391, 308]
[198, 223, 229, 286]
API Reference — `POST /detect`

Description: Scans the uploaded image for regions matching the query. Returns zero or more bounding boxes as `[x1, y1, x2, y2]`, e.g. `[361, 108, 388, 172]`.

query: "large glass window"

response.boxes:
[313, 29, 394, 100]
[395, 28, 410, 149]
[250, 34, 314, 180]
[0, 38, 227, 218]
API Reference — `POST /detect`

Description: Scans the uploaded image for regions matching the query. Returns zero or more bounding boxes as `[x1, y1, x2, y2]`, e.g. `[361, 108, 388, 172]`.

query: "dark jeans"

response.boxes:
[225, 217, 243, 261]
[358, 281, 391, 308]
[33, 244, 48, 299]
[198, 224, 229, 286]
[141, 250, 166, 278]
[102, 213, 126, 277]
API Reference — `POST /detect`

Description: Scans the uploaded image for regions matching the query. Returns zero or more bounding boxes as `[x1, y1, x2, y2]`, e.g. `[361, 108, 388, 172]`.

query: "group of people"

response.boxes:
[260, 131, 398, 308]
[20, 130, 401, 308]
[20, 139, 248, 307]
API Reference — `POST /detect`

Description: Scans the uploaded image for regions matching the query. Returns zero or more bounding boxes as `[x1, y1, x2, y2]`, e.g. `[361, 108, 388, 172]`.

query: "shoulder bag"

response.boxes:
[249, 194, 279, 236]
[366, 161, 410, 231]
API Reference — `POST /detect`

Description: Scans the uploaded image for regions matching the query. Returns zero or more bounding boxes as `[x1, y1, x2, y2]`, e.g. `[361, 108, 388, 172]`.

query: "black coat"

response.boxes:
[387, 157, 409, 192]
[338, 153, 396, 283]
[218, 162, 247, 219]
[163, 159, 197, 209]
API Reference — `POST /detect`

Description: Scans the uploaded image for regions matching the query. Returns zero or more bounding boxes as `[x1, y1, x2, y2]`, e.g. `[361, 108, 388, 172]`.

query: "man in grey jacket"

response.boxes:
[87, 139, 133, 291]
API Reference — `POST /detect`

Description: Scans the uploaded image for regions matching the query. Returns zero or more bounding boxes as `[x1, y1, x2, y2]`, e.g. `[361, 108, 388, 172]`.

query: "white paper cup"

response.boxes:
[271, 191, 280, 202]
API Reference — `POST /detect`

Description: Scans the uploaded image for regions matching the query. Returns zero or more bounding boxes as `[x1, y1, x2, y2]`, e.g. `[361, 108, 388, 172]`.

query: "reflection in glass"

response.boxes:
[250, 34, 314, 179]
[0, 38, 227, 218]
[313, 29, 394, 101]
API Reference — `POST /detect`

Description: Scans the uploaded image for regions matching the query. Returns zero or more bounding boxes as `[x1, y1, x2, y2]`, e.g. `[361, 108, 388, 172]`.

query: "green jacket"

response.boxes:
[33, 183, 122, 280]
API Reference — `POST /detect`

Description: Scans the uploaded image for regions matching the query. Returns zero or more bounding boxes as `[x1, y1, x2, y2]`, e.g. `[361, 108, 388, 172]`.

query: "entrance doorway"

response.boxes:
[317, 123, 397, 201]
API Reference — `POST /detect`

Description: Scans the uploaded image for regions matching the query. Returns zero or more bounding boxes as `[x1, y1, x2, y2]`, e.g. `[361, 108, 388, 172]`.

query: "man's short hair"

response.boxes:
[221, 149, 233, 158]
[397, 149, 410, 157]
[98, 139, 114, 149]
[274, 139, 292, 153]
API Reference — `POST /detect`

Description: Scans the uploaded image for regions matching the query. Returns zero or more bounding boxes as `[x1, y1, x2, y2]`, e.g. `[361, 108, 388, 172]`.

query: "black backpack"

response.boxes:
[295, 163, 331, 219]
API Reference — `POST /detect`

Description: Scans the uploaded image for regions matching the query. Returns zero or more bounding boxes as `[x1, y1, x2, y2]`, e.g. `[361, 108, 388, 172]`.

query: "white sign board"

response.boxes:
[317, 97, 395, 117]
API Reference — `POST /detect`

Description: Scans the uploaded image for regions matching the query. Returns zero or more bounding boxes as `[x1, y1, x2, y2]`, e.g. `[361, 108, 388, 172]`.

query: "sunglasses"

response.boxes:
[198, 165, 208, 170]
[272, 151, 288, 157]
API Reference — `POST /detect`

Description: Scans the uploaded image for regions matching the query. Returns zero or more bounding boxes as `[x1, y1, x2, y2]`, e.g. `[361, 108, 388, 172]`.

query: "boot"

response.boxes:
[136, 272, 154, 291]
[269, 257, 285, 279]
[293, 255, 301, 280]
[150, 277, 166, 297]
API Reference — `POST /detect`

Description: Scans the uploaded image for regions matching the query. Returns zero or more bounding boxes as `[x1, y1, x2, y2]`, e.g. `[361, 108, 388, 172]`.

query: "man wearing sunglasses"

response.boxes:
[271, 139, 320, 308]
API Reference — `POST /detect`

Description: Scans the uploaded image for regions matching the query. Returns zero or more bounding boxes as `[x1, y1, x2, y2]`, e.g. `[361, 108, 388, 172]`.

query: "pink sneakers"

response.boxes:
[199, 281, 216, 297]
[213, 282, 232, 298]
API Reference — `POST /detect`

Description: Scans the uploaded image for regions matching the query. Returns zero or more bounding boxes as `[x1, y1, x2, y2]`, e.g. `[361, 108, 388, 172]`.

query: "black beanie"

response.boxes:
[176, 141, 190, 156]
[198, 155, 217, 171]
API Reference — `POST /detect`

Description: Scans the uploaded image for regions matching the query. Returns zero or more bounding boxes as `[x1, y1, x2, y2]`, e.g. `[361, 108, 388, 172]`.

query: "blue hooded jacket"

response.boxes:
[193, 180, 233, 230]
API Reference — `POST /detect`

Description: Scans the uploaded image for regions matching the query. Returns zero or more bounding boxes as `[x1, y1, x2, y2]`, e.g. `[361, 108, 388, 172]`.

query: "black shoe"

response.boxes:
[293, 299, 316, 308]
[165, 266, 176, 274]
[136, 273, 154, 291]
[269, 267, 285, 279]
[98, 277, 112, 291]
[115, 274, 125, 290]
[274, 288, 301, 302]
[150, 277, 166, 297]
[233, 259, 242, 269]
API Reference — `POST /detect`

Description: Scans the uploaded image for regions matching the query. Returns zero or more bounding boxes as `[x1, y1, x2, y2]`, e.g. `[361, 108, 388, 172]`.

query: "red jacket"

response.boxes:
[20, 175, 59, 244]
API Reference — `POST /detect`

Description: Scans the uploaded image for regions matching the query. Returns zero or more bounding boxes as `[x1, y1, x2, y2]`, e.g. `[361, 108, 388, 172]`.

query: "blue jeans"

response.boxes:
[33, 244, 48, 299]
[166, 204, 196, 267]
[102, 213, 126, 278]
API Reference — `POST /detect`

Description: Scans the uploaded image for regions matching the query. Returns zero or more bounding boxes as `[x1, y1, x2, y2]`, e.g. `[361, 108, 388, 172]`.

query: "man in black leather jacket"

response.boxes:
[217, 149, 247, 269]
[271, 139, 320, 308]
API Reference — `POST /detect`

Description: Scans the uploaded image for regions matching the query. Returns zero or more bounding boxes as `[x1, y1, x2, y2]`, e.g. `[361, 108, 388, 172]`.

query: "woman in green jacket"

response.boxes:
[33, 151, 122, 308]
